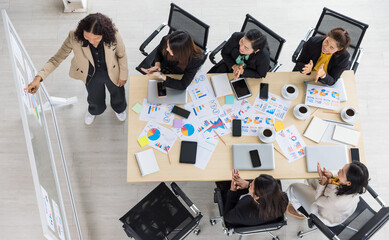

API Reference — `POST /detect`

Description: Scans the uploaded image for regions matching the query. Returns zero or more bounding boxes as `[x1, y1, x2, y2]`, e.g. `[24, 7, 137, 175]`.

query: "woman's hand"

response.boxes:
[322, 167, 333, 179]
[233, 64, 244, 80]
[141, 66, 161, 74]
[317, 162, 329, 185]
[315, 64, 325, 82]
[232, 169, 249, 189]
[117, 79, 127, 87]
[25, 76, 42, 94]
[302, 60, 313, 75]
[230, 169, 238, 191]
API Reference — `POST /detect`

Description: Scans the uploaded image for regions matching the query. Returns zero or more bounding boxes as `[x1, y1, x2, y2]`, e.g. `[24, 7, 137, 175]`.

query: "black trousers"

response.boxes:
[86, 70, 127, 115]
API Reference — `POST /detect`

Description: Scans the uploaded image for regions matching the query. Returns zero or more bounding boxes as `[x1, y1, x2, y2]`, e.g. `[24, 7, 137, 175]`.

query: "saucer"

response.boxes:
[281, 84, 299, 100]
[293, 104, 311, 120]
[341, 107, 358, 123]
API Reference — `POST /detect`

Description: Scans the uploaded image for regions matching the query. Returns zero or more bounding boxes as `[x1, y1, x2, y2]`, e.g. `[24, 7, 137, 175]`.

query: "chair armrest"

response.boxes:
[367, 185, 386, 207]
[139, 23, 167, 56]
[209, 40, 227, 65]
[292, 40, 306, 63]
[214, 188, 224, 216]
[171, 182, 201, 215]
[269, 63, 282, 72]
[351, 48, 364, 73]
[308, 214, 336, 239]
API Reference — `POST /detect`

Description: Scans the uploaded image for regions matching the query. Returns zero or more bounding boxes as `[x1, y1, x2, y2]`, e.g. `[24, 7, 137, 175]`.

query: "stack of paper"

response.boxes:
[211, 74, 233, 97]
[135, 149, 160, 176]
[332, 125, 360, 146]
[304, 116, 330, 143]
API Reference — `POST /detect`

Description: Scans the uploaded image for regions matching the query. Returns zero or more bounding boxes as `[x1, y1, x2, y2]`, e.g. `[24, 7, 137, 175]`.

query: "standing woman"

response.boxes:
[141, 30, 204, 90]
[293, 28, 351, 86]
[26, 13, 128, 125]
[208, 29, 270, 80]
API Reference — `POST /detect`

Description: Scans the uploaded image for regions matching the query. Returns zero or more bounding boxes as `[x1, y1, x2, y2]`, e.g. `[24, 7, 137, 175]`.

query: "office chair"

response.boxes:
[136, 3, 210, 74]
[296, 185, 389, 240]
[119, 182, 202, 240]
[210, 181, 287, 240]
[292, 7, 369, 73]
[209, 14, 286, 72]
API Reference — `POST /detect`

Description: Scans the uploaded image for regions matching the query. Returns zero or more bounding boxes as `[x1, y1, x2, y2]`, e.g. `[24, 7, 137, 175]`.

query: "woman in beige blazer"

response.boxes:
[285, 162, 369, 227]
[26, 13, 128, 125]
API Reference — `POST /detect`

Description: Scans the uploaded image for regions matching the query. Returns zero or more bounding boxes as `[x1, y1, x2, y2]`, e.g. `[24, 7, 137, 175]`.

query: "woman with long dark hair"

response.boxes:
[223, 169, 288, 226]
[26, 13, 128, 125]
[286, 162, 369, 226]
[208, 29, 270, 80]
[293, 28, 351, 85]
[141, 30, 204, 90]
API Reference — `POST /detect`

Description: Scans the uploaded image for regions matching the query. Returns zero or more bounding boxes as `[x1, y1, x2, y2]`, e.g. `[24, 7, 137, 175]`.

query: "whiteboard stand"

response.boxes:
[43, 96, 78, 111]
[62, 0, 87, 13]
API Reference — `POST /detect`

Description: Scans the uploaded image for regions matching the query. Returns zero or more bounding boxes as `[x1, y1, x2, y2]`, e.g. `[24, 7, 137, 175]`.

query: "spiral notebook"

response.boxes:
[135, 149, 160, 176]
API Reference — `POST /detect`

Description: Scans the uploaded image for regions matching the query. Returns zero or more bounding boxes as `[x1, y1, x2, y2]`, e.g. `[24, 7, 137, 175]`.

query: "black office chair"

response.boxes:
[210, 181, 287, 240]
[296, 185, 389, 240]
[209, 14, 286, 72]
[119, 182, 203, 240]
[136, 3, 210, 74]
[292, 7, 369, 73]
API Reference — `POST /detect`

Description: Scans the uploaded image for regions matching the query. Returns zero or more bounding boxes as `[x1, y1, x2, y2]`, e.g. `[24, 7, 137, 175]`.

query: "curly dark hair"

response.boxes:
[74, 13, 117, 46]
[337, 161, 369, 196]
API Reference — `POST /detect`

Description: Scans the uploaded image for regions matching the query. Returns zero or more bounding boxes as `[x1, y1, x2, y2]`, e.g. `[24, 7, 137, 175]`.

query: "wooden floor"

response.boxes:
[0, 0, 388, 239]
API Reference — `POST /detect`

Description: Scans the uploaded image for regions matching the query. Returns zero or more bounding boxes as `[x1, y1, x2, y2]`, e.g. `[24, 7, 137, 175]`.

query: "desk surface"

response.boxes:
[127, 71, 365, 182]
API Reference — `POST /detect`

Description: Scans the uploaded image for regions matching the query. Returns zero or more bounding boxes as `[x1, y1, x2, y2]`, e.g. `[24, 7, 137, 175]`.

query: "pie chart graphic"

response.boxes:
[181, 124, 195, 137]
[147, 128, 161, 141]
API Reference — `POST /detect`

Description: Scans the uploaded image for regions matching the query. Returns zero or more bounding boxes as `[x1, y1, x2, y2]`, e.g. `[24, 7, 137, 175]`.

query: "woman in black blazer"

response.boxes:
[141, 30, 204, 90]
[223, 169, 288, 226]
[293, 28, 351, 86]
[208, 29, 270, 79]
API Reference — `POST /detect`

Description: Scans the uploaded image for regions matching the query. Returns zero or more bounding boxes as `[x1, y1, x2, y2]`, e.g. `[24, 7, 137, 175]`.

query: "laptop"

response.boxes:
[147, 80, 187, 104]
[232, 144, 275, 170]
[305, 145, 349, 172]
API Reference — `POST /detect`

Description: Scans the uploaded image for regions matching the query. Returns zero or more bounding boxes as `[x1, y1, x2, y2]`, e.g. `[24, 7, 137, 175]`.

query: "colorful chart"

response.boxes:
[331, 91, 339, 98]
[243, 117, 252, 124]
[320, 89, 328, 96]
[147, 128, 161, 141]
[309, 88, 318, 95]
[181, 124, 195, 137]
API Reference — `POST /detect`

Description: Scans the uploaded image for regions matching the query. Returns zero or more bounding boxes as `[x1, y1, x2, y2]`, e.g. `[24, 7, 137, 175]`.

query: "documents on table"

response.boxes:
[138, 121, 177, 154]
[253, 92, 291, 121]
[187, 72, 216, 102]
[276, 125, 306, 162]
[194, 138, 218, 170]
[139, 99, 174, 125]
[305, 84, 340, 110]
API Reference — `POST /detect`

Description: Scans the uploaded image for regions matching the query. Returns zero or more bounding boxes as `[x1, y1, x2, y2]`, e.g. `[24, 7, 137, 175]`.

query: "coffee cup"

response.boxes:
[341, 107, 358, 123]
[258, 127, 276, 143]
[281, 84, 299, 100]
[293, 104, 311, 120]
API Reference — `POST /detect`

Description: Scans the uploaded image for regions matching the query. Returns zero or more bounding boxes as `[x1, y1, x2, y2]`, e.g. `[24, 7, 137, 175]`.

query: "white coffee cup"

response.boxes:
[293, 104, 311, 120]
[341, 107, 358, 123]
[258, 127, 276, 143]
[281, 84, 299, 100]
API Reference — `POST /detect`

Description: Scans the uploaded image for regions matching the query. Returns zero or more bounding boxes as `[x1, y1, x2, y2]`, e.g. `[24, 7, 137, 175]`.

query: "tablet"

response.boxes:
[230, 78, 252, 100]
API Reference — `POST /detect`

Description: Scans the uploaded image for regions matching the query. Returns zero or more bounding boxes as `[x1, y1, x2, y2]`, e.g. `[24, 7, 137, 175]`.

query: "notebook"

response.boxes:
[211, 74, 233, 97]
[147, 80, 187, 104]
[135, 149, 160, 176]
[304, 116, 330, 143]
[232, 144, 275, 170]
[332, 124, 360, 146]
[179, 141, 197, 164]
[306, 145, 348, 172]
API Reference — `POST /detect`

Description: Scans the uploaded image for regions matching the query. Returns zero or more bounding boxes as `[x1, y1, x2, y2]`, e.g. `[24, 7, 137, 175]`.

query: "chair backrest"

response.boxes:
[351, 207, 389, 240]
[240, 14, 286, 70]
[167, 3, 210, 51]
[311, 7, 369, 64]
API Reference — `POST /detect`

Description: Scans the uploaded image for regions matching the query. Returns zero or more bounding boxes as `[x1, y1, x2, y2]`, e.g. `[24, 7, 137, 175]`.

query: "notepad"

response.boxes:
[332, 124, 360, 146]
[274, 121, 285, 132]
[304, 116, 330, 143]
[211, 74, 233, 97]
[132, 103, 143, 114]
[137, 136, 149, 147]
[135, 149, 160, 176]
[225, 95, 234, 104]
[173, 119, 183, 128]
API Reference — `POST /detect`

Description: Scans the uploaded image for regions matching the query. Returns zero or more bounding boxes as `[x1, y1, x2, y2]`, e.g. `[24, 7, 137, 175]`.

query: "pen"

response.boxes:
[322, 119, 353, 126]
[167, 151, 172, 165]
[213, 130, 226, 145]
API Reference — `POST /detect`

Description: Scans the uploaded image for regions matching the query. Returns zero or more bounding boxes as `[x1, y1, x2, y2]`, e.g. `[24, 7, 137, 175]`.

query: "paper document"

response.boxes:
[305, 84, 340, 110]
[138, 121, 177, 154]
[194, 138, 218, 170]
[139, 99, 174, 125]
[276, 125, 306, 162]
[187, 72, 216, 102]
[253, 93, 291, 121]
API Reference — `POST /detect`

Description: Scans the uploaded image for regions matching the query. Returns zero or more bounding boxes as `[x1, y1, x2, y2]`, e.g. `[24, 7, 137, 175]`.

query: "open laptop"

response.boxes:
[305, 145, 349, 172]
[232, 144, 275, 170]
[147, 80, 187, 104]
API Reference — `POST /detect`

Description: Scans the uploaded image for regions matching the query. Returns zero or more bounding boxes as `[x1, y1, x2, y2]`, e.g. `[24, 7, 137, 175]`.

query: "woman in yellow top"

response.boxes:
[26, 13, 128, 125]
[293, 28, 351, 86]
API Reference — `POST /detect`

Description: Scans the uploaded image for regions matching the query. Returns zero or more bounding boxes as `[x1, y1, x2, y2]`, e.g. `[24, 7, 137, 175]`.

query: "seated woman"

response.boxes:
[208, 29, 270, 80]
[293, 28, 351, 86]
[223, 169, 288, 226]
[141, 30, 204, 90]
[286, 162, 369, 227]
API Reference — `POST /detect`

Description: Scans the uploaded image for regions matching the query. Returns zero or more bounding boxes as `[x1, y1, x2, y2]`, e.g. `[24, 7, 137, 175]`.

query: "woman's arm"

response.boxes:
[242, 49, 270, 78]
[115, 31, 128, 81]
[293, 37, 315, 72]
[221, 32, 242, 70]
[223, 190, 247, 225]
[154, 37, 166, 64]
[164, 56, 203, 90]
[318, 53, 349, 86]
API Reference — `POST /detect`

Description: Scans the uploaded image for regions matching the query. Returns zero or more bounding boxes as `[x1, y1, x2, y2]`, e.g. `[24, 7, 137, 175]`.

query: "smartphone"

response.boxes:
[259, 83, 269, 100]
[157, 81, 167, 97]
[350, 148, 360, 162]
[232, 119, 241, 137]
[249, 150, 262, 168]
[171, 105, 191, 119]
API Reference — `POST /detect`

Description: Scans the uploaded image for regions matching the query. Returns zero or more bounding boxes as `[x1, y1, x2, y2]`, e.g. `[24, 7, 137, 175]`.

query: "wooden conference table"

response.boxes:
[127, 71, 365, 182]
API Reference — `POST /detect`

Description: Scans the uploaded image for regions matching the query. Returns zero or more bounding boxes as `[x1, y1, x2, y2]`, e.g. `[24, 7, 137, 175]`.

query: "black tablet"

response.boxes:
[230, 78, 252, 100]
